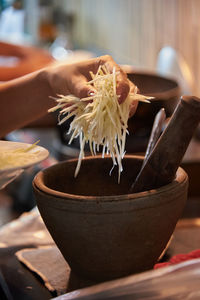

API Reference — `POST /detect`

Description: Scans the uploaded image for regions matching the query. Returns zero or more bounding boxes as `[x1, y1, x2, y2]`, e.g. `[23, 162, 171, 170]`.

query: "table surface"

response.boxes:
[0, 198, 200, 300]
[1, 137, 200, 300]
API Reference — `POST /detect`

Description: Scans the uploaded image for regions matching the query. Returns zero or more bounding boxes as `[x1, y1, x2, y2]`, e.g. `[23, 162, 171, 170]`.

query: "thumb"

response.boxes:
[69, 75, 96, 99]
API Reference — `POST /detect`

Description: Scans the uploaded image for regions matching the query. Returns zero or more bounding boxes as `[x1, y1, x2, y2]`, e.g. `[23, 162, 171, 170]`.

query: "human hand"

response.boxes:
[46, 55, 138, 116]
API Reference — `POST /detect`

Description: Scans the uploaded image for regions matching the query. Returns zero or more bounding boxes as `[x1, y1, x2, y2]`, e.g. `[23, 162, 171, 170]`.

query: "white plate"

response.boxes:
[0, 140, 49, 189]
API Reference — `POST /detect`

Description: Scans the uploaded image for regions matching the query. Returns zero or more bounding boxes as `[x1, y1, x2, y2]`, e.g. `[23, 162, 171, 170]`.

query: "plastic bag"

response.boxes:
[55, 259, 200, 300]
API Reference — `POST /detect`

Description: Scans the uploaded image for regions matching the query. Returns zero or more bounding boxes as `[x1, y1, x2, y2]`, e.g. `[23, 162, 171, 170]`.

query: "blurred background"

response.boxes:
[1, 0, 200, 219]
[0, 0, 198, 91]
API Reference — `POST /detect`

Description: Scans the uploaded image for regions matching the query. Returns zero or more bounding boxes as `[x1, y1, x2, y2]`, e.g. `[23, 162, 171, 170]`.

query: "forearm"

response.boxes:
[0, 55, 136, 138]
[0, 69, 54, 138]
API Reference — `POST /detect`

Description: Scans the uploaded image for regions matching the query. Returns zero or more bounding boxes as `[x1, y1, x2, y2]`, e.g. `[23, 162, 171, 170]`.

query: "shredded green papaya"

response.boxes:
[0, 140, 40, 169]
[49, 66, 152, 182]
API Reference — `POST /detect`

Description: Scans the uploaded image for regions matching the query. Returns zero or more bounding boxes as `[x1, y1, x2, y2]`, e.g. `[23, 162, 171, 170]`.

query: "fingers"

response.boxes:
[77, 55, 131, 102]
[129, 100, 138, 117]
[97, 55, 130, 103]
[67, 55, 137, 116]
[129, 78, 137, 94]
[68, 74, 96, 99]
[116, 72, 130, 104]
[129, 79, 138, 117]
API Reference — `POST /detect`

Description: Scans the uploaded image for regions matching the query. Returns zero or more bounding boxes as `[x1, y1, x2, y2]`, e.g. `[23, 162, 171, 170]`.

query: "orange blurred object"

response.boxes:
[39, 22, 58, 43]
[0, 41, 54, 81]
[0, 41, 56, 128]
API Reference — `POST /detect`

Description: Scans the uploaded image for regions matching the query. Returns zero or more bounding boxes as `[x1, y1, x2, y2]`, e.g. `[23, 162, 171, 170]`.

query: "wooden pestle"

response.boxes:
[131, 96, 200, 193]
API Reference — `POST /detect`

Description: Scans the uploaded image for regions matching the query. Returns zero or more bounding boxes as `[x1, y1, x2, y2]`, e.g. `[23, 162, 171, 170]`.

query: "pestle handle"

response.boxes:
[131, 96, 200, 193]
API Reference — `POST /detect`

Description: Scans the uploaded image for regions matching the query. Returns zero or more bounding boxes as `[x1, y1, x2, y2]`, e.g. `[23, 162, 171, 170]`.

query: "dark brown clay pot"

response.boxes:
[126, 72, 180, 152]
[33, 155, 188, 282]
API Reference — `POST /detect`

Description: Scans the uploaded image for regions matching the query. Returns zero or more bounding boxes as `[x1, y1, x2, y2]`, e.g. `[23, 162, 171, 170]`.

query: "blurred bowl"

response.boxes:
[56, 72, 180, 156]
[33, 155, 188, 282]
[126, 72, 180, 152]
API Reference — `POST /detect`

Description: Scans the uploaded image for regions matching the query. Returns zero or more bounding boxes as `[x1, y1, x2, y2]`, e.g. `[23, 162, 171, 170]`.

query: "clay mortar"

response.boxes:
[33, 155, 188, 282]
